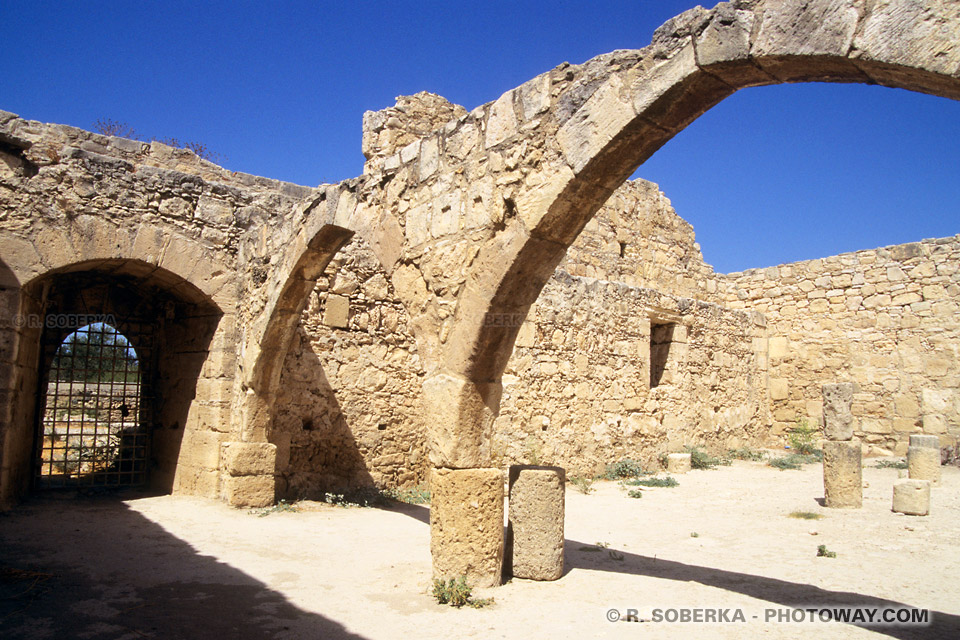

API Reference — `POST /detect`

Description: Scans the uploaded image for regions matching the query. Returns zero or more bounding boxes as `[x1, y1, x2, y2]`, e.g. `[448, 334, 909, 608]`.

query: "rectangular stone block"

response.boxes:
[322, 294, 349, 328]
[822, 383, 855, 441]
[907, 446, 941, 486]
[822, 440, 862, 508]
[666, 453, 692, 474]
[221, 442, 277, 476]
[430, 467, 504, 588]
[506, 465, 565, 581]
[221, 474, 276, 508]
[892, 479, 930, 516]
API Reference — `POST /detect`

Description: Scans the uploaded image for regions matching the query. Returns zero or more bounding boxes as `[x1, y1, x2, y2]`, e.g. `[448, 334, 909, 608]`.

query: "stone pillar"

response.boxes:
[821, 383, 861, 508]
[892, 479, 931, 516]
[220, 442, 277, 508]
[506, 465, 565, 581]
[908, 434, 941, 486]
[666, 453, 692, 474]
[822, 441, 862, 508]
[430, 467, 504, 588]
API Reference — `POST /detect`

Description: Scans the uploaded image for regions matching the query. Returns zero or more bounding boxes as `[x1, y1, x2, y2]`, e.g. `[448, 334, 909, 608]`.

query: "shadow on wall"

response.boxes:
[0, 494, 367, 639]
[271, 326, 374, 499]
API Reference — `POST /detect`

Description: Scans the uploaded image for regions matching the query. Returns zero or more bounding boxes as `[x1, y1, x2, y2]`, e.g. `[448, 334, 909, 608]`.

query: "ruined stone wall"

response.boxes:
[272, 237, 427, 497]
[722, 237, 960, 455]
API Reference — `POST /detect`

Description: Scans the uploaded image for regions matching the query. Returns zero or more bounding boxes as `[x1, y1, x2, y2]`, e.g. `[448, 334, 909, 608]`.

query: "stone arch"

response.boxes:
[454, 0, 960, 388]
[0, 258, 224, 505]
[271, 235, 427, 499]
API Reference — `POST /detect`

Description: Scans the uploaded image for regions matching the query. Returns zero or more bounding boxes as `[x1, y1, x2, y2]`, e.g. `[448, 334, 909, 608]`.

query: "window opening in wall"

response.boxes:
[650, 321, 675, 388]
[34, 322, 153, 489]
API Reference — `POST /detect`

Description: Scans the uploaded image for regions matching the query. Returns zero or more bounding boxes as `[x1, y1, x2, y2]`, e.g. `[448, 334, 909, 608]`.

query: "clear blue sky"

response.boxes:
[3, 1, 958, 273]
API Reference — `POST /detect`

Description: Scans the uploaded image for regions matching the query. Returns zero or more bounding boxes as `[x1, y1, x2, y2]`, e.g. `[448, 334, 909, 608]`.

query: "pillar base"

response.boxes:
[822, 440, 862, 508]
[506, 465, 565, 581]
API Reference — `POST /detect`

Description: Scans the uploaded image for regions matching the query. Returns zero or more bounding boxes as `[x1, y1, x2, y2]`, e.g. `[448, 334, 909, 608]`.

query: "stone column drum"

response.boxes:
[893, 479, 931, 516]
[505, 465, 565, 581]
[907, 434, 941, 486]
[821, 383, 862, 508]
[429, 467, 504, 588]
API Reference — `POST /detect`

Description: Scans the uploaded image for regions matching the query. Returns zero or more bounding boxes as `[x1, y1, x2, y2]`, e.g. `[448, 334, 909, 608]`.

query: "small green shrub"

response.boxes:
[605, 459, 644, 479]
[789, 511, 824, 520]
[569, 476, 595, 494]
[624, 476, 679, 488]
[685, 446, 731, 470]
[768, 452, 821, 470]
[431, 576, 493, 608]
[816, 544, 837, 558]
[382, 485, 431, 505]
[788, 418, 820, 455]
[627, 489, 643, 499]
[251, 499, 299, 517]
[320, 487, 388, 508]
[874, 458, 907, 470]
[690, 532, 699, 538]
[727, 447, 765, 461]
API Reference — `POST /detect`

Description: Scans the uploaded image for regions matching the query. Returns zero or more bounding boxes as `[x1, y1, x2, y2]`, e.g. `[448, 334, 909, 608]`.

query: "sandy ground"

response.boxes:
[1, 459, 958, 640]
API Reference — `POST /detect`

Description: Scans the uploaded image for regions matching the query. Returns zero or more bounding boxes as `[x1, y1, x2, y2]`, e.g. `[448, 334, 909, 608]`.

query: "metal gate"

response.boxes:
[34, 320, 154, 489]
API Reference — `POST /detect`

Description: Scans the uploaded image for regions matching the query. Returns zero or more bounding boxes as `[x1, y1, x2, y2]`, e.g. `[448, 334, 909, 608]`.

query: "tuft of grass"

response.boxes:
[569, 476, 595, 494]
[788, 418, 820, 455]
[604, 459, 645, 479]
[382, 485, 431, 505]
[768, 452, 822, 470]
[685, 446, 731, 470]
[690, 532, 700, 538]
[627, 489, 643, 499]
[728, 447, 765, 461]
[874, 458, 908, 470]
[789, 511, 824, 520]
[320, 487, 388, 508]
[624, 476, 678, 488]
[431, 576, 493, 608]
[251, 499, 299, 517]
[816, 544, 837, 558]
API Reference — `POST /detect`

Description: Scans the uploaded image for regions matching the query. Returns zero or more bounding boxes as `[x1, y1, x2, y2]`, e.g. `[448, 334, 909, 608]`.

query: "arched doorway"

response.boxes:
[35, 322, 151, 488]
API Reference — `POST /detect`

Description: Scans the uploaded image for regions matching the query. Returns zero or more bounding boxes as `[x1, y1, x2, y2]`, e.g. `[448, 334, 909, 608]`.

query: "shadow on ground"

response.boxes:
[565, 539, 960, 640]
[0, 492, 366, 640]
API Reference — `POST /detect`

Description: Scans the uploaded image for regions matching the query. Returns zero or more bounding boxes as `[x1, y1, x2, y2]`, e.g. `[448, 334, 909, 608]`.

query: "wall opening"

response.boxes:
[650, 321, 675, 388]
[35, 322, 153, 489]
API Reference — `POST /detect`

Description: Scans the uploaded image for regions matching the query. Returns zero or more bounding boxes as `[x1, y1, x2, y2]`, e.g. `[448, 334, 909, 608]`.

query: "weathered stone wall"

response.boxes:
[272, 237, 427, 497]
[721, 237, 960, 454]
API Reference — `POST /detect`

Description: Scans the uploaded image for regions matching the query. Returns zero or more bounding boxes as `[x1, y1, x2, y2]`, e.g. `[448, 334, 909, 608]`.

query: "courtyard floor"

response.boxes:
[1, 458, 958, 639]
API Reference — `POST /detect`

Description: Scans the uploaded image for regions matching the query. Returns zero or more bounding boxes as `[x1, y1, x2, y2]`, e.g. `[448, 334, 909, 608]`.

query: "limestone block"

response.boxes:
[822, 440, 862, 508]
[907, 446, 941, 486]
[822, 383, 855, 441]
[221, 474, 276, 508]
[892, 479, 930, 516]
[221, 442, 277, 476]
[422, 373, 501, 468]
[909, 434, 941, 449]
[506, 465, 565, 581]
[430, 467, 504, 588]
[323, 294, 349, 328]
[666, 453, 692, 474]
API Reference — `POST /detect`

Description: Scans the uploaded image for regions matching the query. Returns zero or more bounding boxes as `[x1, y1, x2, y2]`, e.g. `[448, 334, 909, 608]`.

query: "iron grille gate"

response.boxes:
[34, 320, 155, 489]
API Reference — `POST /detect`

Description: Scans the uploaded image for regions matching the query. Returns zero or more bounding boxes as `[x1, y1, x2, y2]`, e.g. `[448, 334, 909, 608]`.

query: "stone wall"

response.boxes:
[272, 237, 428, 497]
[722, 238, 960, 454]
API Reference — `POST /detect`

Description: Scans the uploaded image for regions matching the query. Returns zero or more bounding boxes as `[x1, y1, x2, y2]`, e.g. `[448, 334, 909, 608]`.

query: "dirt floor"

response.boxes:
[1, 458, 958, 639]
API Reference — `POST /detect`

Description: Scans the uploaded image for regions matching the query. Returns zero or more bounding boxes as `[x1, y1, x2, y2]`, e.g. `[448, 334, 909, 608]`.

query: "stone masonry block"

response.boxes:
[892, 479, 930, 516]
[822, 440, 862, 508]
[221, 442, 277, 477]
[506, 465, 565, 581]
[430, 467, 504, 588]
[907, 446, 941, 486]
[221, 474, 276, 508]
[322, 294, 349, 328]
[822, 383, 855, 441]
[666, 453, 692, 474]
